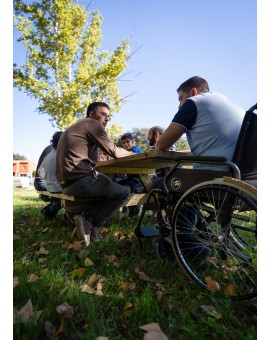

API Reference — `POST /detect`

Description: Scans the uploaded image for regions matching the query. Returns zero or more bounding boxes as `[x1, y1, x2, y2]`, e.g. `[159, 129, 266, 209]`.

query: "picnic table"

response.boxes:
[37, 149, 191, 210]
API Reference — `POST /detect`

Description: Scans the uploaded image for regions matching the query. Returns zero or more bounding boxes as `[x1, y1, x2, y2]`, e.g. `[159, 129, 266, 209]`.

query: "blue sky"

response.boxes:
[12, 0, 257, 165]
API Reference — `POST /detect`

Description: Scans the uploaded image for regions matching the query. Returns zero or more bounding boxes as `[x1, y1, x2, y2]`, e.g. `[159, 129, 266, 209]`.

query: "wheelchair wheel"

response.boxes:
[171, 177, 257, 301]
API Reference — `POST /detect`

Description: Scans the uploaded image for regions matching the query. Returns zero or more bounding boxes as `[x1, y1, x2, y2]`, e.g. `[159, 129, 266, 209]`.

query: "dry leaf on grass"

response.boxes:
[134, 264, 152, 282]
[124, 301, 133, 311]
[80, 284, 96, 294]
[99, 227, 109, 235]
[118, 281, 136, 291]
[158, 297, 172, 315]
[67, 241, 83, 251]
[84, 258, 94, 266]
[56, 302, 74, 317]
[96, 282, 104, 296]
[205, 276, 220, 292]
[70, 268, 87, 277]
[13, 276, 19, 289]
[14, 299, 42, 324]
[27, 274, 39, 283]
[96, 337, 109, 340]
[140, 322, 168, 340]
[105, 255, 121, 267]
[38, 247, 49, 255]
[13, 234, 22, 240]
[117, 292, 124, 299]
[200, 305, 222, 319]
[224, 283, 238, 296]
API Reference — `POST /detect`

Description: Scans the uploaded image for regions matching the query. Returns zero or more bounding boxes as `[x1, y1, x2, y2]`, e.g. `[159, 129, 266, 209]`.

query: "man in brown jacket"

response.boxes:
[56, 102, 133, 246]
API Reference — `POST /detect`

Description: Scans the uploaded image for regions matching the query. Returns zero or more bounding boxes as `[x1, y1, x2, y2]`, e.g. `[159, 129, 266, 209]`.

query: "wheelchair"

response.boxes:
[135, 104, 257, 301]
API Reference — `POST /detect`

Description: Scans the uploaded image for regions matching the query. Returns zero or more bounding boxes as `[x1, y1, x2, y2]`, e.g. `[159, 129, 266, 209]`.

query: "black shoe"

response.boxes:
[41, 208, 57, 220]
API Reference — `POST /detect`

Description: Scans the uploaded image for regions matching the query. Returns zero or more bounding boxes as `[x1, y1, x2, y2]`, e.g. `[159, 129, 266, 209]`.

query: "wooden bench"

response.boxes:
[37, 190, 158, 213]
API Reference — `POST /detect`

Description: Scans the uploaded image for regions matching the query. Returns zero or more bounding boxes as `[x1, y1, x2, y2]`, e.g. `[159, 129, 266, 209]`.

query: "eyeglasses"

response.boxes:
[97, 111, 111, 121]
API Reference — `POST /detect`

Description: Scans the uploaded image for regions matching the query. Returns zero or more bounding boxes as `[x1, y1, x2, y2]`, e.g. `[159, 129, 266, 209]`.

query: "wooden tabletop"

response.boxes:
[96, 149, 191, 175]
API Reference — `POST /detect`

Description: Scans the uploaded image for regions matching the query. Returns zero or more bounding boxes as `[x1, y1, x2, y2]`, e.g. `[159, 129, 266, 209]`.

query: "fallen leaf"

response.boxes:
[54, 324, 65, 335]
[106, 255, 121, 267]
[99, 227, 109, 235]
[224, 283, 238, 296]
[86, 272, 99, 286]
[38, 247, 49, 255]
[70, 268, 87, 277]
[119, 281, 136, 291]
[38, 258, 47, 263]
[80, 284, 96, 294]
[14, 299, 42, 324]
[134, 264, 151, 282]
[205, 276, 220, 292]
[42, 227, 50, 233]
[158, 297, 172, 315]
[56, 302, 74, 317]
[67, 241, 83, 251]
[200, 305, 222, 319]
[96, 337, 109, 340]
[96, 282, 104, 296]
[84, 258, 94, 266]
[13, 234, 22, 240]
[117, 292, 124, 299]
[13, 276, 19, 289]
[27, 274, 39, 283]
[124, 301, 133, 311]
[140, 323, 168, 340]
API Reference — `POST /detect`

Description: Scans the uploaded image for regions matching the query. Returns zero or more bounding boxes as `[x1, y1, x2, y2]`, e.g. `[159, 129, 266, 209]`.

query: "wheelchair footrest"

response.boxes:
[138, 225, 159, 238]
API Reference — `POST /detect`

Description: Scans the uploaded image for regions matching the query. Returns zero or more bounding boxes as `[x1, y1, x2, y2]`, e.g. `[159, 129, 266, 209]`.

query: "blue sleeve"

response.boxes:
[172, 99, 197, 130]
[132, 146, 143, 154]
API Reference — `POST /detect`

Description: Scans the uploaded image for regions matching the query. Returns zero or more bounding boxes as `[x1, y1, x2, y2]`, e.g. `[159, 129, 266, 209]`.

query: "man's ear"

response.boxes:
[89, 111, 95, 119]
[191, 88, 199, 96]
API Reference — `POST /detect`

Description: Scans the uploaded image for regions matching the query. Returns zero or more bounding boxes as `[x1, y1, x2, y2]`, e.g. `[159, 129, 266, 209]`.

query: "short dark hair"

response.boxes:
[121, 132, 134, 141]
[177, 76, 209, 93]
[86, 102, 110, 117]
[51, 131, 63, 149]
[149, 126, 164, 136]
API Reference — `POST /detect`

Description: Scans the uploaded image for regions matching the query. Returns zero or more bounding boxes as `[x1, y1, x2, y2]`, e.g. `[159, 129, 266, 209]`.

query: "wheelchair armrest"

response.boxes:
[170, 156, 241, 180]
[174, 155, 228, 163]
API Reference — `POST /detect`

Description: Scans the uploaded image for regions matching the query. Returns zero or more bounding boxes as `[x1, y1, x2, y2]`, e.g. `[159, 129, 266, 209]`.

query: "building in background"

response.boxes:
[13, 160, 36, 187]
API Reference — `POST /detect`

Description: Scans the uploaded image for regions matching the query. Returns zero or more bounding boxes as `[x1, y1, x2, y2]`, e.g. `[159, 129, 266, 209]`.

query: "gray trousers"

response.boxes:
[62, 171, 131, 225]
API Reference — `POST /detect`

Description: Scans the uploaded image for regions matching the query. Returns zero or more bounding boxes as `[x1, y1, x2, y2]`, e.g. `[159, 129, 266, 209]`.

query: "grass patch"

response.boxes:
[13, 188, 256, 339]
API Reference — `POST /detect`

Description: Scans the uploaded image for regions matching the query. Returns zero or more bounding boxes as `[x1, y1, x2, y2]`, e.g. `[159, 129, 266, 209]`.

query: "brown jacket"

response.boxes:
[56, 118, 133, 185]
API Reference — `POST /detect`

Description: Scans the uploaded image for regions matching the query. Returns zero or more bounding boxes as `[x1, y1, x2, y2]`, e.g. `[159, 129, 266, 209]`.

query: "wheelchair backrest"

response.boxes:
[232, 104, 257, 185]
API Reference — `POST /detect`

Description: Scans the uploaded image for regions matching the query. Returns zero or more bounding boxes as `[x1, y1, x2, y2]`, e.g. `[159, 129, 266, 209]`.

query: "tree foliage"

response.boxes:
[13, 0, 130, 129]
[13, 153, 27, 160]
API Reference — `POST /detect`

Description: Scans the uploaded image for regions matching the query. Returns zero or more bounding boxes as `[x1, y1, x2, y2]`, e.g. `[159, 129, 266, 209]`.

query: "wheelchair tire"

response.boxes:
[171, 177, 257, 301]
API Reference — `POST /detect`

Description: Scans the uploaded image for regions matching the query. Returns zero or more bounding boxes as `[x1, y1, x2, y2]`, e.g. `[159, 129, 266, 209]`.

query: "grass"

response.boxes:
[13, 188, 257, 339]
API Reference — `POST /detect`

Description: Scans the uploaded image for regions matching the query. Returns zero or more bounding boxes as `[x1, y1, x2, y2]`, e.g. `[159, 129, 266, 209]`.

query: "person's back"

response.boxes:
[39, 131, 64, 219]
[40, 131, 63, 193]
[40, 149, 62, 193]
[34, 145, 53, 191]
[156, 76, 245, 170]
[175, 91, 244, 167]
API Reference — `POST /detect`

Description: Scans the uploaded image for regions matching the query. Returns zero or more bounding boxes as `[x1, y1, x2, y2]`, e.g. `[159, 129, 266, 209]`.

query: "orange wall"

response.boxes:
[13, 160, 36, 177]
